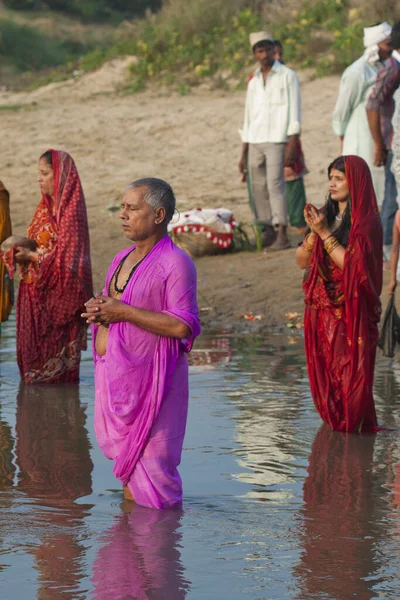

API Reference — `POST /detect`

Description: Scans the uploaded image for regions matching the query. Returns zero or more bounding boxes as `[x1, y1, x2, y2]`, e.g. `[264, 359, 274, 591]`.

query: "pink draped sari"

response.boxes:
[93, 235, 200, 509]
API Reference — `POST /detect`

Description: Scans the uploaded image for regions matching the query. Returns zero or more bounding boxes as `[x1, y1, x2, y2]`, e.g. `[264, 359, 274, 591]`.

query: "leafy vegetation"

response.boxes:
[0, 18, 90, 73]
[0, 0, 395, 90]
[106, 0, 370, 91]
[3, 0, 161, 21]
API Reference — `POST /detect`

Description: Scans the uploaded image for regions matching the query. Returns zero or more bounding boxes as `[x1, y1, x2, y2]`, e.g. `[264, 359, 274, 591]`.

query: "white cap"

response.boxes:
[249, 31, 274, 50]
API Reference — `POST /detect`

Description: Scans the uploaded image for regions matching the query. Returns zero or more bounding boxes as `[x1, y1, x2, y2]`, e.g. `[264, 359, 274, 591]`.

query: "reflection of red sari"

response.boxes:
[17, 150, 93, 383]
[295, 426, 377, 600]
[303, 156, 382, 432]
[16, 383, 93, 597]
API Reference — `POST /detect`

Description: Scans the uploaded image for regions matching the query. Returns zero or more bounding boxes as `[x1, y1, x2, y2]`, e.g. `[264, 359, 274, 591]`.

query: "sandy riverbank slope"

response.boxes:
[0, 60, 391, 332]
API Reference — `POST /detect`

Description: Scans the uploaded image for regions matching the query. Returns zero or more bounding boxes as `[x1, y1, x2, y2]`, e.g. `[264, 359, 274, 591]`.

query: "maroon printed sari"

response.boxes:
[303, 155, 382, 432]
[17, 150, 93, 384]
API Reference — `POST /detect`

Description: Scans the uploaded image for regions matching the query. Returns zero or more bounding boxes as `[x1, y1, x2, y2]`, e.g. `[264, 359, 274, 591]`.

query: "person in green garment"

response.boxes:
[274, 40, 308, 233]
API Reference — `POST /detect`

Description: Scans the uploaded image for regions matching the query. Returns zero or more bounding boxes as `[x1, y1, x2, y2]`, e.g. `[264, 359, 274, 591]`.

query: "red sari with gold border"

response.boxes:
[17, 150, 93, 384]
[303, 155, 382, 432]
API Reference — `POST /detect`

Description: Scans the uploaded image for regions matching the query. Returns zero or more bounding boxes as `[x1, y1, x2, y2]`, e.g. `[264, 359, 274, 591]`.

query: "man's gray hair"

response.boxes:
[127, 177, 176, 225]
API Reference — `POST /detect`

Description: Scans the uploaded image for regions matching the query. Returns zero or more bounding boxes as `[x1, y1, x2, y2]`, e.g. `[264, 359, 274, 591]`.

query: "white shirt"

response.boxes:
[392, 50, 400, 158]
[240, 61, 301, 144]
[332, 55, 385, 205]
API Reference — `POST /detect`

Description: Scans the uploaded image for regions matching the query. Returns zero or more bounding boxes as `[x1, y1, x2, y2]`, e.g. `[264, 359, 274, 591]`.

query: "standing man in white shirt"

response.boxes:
[391, 23, 400, 196]
[238, 31, 301, 250]
[332, 22, 392, 206]
[366, 23, 400, 260]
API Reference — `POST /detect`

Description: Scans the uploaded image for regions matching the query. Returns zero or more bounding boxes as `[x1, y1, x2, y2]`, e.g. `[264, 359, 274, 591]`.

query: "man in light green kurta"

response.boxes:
[332, 22, 392, 207]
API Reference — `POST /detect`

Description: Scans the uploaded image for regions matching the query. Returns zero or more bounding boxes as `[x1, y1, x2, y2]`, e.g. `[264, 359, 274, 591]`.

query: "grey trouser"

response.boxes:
[248, 142, 288, 226]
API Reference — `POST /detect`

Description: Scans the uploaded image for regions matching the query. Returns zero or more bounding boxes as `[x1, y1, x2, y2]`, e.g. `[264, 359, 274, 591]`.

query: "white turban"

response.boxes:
[363, 22, 392, 64]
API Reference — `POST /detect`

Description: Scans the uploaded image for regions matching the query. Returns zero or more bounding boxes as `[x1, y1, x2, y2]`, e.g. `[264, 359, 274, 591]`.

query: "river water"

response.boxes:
[0, 314, 399, 599]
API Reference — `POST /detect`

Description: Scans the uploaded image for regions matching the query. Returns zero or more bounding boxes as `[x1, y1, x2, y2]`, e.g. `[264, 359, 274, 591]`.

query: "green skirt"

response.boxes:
[287, 178, 306, 228]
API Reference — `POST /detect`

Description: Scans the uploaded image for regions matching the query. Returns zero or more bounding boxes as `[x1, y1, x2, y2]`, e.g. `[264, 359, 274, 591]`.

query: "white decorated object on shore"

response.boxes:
[168, 208, 237, 257]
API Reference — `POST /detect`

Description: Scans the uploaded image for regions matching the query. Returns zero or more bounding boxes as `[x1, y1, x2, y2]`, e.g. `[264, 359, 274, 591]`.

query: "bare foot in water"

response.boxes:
[120, 499, 134, 514]
[123, 485, 134, 501]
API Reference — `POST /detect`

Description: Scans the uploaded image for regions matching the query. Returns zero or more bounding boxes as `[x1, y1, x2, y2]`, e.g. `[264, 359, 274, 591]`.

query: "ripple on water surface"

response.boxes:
[0, 320, 399, 599]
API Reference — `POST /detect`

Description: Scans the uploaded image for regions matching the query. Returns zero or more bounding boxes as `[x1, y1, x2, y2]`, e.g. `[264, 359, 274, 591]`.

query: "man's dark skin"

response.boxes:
[238, 40, 298, 176]
[365, 38, 393, 167]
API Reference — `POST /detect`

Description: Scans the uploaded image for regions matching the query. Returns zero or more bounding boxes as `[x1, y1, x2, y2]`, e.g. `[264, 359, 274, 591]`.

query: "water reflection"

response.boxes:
[228, 337, 310, 501]
[16, 383, 93, 504]
[295, 426, 383, 600]
[15, 383, 93, 599]
[91, 505, 189, 600]
[0, 328, 399, 598]
[188, 335, 232, 367]
[0, 417, 15, 491]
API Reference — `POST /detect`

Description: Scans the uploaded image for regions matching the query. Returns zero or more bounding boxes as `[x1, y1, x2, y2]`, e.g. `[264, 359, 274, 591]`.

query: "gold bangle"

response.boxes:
[305, 233, 315, 245]
[322, 234, 334, 245]
[302, 234, 315, 252]
[302, 239, 313, 252]
[324, 242, 336, 254]
[323, 234, 336, 247]
[324, 236, 340, 254]
[327, 241, 340, 254]
[323, 241, 334, 253]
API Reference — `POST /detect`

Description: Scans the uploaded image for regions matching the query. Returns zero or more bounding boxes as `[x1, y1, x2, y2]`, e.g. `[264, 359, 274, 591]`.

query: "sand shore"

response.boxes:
[0, 61, 391, 332]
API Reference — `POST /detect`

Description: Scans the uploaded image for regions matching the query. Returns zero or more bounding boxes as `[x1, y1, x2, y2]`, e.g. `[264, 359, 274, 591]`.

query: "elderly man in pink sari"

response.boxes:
[82, 178, 200, 509]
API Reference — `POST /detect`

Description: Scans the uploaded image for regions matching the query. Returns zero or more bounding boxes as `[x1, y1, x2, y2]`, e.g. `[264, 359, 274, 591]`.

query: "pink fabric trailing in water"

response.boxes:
[93, 235, 200, 509]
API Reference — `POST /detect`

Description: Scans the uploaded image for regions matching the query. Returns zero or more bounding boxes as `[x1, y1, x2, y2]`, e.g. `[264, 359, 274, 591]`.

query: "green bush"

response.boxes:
[0, 18, 88, 72]
[0, 19, 66, 70]
[3, 0, 162, 21]
[113, 0, 370, 91]
[0, 0, 392, 89]
[79, 48, 108, 71]
[3, 0, 38, 8]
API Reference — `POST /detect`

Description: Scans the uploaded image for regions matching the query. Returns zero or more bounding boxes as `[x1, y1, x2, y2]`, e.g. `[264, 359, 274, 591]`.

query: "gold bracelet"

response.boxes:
[322, 234, 334, 245]
[324, 240, 337, 254]
[323, 234, 336, 247]
[302, 234, 314, 252]
[324, 235, 340, 254]
[323, 239, 335, 253]
[326, 240, 340, 254]
[306, 233, 315, 245]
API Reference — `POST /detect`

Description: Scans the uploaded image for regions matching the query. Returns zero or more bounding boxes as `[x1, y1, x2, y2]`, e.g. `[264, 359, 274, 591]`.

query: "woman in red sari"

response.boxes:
[296, 155, 382, 432]
[14, 149, 93, 383]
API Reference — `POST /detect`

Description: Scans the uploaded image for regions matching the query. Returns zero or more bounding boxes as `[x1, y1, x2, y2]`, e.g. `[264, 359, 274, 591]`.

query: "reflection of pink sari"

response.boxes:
[93, 235, 200, 509]
[91, 505, 189, 599]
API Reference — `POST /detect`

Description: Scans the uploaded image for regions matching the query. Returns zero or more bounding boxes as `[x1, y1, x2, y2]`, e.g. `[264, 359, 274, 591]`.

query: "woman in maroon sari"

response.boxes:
[14, 150, 93, 383]
[296, 155, 382, 432]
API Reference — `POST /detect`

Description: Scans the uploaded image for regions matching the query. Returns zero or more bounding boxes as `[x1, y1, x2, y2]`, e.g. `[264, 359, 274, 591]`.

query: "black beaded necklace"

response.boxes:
[108, 251, 145, 296]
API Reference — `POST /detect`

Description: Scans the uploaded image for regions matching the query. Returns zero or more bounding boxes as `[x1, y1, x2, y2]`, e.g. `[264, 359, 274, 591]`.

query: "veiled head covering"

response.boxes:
[363, 21, 392, 64]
